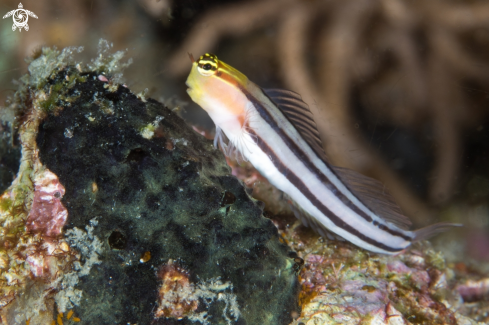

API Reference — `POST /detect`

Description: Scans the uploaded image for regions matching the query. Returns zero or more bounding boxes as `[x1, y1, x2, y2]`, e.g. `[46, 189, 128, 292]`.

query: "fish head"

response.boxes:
[186, 53, 249, 121]
[186, 53, 219, 101]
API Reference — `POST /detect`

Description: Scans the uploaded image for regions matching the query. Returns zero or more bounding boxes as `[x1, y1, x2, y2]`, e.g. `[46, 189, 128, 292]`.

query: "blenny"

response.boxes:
[186, 53, 459, 255]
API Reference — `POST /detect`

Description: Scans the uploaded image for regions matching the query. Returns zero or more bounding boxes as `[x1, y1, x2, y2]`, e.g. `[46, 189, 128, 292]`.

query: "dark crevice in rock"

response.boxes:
[0, 123, 21, 194]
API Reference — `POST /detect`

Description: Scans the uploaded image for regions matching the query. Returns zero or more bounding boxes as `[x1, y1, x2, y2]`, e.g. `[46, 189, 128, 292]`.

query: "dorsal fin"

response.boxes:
[332, 166, 412, 229]
[263, 88, 413, 230]
[263, 88, 329, 162]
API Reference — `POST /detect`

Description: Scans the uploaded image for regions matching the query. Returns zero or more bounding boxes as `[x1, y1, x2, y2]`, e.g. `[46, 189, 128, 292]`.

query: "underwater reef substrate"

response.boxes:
[0, 42, 300, 325]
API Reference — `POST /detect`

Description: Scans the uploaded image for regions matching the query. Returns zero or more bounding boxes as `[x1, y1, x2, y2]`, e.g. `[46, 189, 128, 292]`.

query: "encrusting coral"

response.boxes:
[280, 222, 487, 325]
[0, 44, 88, 323]
[0, 40, 136, 324]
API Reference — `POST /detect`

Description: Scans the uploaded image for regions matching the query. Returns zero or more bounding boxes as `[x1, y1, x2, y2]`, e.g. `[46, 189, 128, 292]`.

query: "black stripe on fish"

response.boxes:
[248, 130, 405, 253]
[238, 85, 412, 242]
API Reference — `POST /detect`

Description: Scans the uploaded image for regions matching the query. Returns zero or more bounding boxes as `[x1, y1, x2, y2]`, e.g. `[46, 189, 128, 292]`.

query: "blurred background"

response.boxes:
[1, 0, 489, 268]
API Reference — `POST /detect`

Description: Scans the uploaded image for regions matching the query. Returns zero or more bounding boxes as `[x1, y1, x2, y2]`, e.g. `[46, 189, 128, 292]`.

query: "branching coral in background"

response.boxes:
[168, 0, 489, 225]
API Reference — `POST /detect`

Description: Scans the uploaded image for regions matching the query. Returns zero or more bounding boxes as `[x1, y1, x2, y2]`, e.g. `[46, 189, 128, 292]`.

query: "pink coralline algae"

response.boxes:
[387, 260, 431, 289]
[278, 226, 464, 324]
[26, 169, 68, 237]
[386, 260, 412, 274]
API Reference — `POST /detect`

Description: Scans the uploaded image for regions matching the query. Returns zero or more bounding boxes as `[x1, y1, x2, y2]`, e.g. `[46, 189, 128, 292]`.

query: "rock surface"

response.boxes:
[0, 124, 20, 194]
[34, 68, 300, 324]
[0, 43, 300, 325]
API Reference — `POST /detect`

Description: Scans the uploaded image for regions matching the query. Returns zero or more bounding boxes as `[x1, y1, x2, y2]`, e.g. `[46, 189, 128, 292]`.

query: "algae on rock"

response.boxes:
[276, 220, 488, 325]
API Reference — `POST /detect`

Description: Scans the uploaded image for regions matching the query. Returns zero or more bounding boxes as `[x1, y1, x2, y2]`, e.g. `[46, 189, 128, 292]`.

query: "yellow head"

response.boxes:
[186, 53, 249, 119]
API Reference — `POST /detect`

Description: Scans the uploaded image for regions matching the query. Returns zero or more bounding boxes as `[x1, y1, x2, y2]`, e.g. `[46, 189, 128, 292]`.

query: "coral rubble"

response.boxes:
[0, 41, 299, 324]
[278, 222, 488, 325]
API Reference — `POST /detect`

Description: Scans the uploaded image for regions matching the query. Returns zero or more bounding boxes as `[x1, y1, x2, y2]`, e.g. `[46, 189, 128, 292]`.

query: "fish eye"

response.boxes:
[196, 53, 218, 76]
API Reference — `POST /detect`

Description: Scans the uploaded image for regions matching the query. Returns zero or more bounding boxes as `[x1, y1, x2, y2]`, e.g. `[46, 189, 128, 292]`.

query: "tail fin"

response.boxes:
[414, 223, 463, 242]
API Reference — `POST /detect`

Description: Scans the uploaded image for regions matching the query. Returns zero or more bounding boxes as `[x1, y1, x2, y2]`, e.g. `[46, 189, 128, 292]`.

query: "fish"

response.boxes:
[185, 53, 460, 255]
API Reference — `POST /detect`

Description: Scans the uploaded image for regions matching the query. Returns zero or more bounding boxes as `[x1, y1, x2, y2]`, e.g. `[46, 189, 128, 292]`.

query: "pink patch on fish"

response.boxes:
[26, 169, 68, 237]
